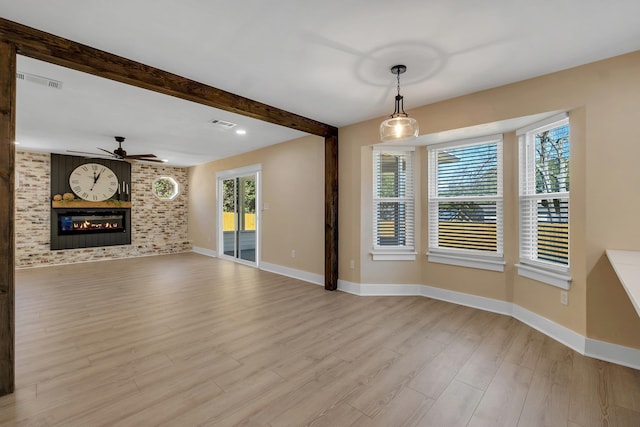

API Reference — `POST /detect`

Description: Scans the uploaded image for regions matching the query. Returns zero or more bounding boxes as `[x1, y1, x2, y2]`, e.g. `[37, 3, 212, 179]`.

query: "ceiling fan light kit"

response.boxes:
[380, 64, 419, 142]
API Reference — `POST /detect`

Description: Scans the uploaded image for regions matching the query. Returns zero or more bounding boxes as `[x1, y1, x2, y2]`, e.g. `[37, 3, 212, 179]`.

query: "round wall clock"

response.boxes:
[69, 163, 119, 201]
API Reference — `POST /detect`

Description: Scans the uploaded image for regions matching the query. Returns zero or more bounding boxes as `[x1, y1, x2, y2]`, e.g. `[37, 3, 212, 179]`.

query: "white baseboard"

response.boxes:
[420, 284, 513, 316]
[260, 262, 324, 286]
[511, 304, 586, 354]
[585, 338, 640, 370]
[336, 279, 640, 370]
[192, 246, 217, 258]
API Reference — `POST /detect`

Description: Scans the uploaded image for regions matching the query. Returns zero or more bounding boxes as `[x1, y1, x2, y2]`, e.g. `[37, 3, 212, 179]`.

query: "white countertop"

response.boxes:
[606, 249, 640, 317]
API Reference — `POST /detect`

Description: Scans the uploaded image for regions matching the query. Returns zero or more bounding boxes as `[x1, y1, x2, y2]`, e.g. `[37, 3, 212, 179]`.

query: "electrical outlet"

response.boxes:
[291, 249, 296, 258]
[349, 259, 355, 269]
[560, 291, 568, 305]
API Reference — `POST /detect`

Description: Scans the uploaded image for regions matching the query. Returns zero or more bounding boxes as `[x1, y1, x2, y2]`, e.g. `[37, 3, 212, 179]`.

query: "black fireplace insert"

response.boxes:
[58, 210, 126, 235]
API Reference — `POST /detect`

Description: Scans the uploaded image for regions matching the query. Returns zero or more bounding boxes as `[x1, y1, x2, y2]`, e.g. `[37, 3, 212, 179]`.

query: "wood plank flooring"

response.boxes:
[2, 252, 640, 426]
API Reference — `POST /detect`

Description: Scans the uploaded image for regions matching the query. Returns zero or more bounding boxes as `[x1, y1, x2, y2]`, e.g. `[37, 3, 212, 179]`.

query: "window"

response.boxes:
[517, 113, 570, 289]
[372, 147, 416, 260]
[152, 176, 179, 200]
[428, 135, 504, 271]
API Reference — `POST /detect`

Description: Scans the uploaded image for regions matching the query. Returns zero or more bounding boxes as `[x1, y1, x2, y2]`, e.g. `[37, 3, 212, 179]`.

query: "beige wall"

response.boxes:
[338, 51, 640, 348]
[188, 135, 325, 276]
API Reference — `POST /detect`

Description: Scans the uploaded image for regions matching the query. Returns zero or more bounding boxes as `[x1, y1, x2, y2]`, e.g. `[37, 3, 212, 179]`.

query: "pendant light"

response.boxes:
[380, 64, 419, 142]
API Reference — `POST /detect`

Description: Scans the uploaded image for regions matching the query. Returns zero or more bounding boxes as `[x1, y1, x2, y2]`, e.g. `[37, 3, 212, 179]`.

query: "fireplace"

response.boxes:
[58, 211, 126, 235]
[51, 209, 132, 250]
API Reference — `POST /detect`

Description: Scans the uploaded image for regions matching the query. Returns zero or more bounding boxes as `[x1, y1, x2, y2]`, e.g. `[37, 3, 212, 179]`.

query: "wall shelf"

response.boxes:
[52, 200, 131, 209]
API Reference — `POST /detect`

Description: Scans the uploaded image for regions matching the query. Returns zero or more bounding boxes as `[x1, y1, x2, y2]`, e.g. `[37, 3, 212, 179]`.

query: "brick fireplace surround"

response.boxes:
[15, 151, 191, 268]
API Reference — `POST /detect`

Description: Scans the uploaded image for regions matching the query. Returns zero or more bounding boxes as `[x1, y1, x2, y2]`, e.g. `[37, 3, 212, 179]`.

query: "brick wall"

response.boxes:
[16, 151, 191, 267]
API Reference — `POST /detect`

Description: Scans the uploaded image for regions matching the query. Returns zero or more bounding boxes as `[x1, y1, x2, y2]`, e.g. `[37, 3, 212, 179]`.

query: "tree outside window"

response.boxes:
[152, 176, 180, 200]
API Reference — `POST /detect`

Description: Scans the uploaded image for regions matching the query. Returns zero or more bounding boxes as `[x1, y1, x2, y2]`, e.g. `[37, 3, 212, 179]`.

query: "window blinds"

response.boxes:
[519, 116, 570, 267]
[428, 136, 503, 254]
[373, 149, 414, 249]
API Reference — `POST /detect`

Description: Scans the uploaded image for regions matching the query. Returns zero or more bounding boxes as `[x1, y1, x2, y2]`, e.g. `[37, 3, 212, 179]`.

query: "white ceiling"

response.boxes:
[3, 1, 640, 166]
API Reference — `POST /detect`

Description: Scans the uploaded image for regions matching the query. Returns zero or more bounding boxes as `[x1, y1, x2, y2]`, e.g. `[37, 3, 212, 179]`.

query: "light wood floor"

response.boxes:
[2, 253, 640, 426]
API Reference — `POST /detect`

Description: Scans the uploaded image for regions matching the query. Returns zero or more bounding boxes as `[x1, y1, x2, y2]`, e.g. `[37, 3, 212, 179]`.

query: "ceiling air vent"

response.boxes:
[210, 119, 237, 129]
[16, 71, 63, 90]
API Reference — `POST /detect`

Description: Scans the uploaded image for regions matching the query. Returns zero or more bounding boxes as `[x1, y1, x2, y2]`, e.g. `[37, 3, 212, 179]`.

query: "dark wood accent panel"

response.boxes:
[325, 134, 338, 290]
[50, 154, 132, 250]
[0, 18, 338, 138]
[0, 40, 16, 396]
[50, 154, 132, 197]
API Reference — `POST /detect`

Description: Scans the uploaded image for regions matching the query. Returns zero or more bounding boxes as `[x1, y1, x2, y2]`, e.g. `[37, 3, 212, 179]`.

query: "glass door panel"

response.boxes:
[222, 178, 237, 258]
[219, 170, 259, 266]
[238, 176, 256, 262]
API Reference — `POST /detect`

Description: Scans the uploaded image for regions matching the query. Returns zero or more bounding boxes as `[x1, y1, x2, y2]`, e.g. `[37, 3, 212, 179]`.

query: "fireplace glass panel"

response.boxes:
[58, 211, 126, 235]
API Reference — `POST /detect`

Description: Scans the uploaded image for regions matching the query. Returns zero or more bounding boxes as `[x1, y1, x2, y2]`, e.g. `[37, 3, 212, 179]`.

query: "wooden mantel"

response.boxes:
[0, 17, 339, 396]
[52, 200, 132, 209]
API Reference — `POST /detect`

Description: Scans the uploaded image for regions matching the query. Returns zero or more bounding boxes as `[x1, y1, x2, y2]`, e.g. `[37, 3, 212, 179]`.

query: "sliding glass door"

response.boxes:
[218, 166, 260, 266]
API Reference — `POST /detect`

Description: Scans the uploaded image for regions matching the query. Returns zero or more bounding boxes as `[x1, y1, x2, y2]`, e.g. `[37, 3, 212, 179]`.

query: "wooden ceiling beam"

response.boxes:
[0, 17, 338, 138]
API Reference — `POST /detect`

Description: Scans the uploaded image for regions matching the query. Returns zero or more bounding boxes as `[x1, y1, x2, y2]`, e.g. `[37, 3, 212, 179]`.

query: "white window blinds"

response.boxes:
[518, 114, 570, 267]
[428, 135, 503, 255]
[373, 149, 415, 249]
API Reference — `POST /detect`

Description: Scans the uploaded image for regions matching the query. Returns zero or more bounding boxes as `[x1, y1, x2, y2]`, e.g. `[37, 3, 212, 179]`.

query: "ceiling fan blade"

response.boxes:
[125, 154, 158, 159]
[97, 147, 116, 156]
[135, 158, 166, 163]
[67, 150, 113, 157]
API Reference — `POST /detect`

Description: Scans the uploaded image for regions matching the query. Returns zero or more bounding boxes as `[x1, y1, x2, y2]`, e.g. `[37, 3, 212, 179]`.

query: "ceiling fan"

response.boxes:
[68, 136, 166, 163]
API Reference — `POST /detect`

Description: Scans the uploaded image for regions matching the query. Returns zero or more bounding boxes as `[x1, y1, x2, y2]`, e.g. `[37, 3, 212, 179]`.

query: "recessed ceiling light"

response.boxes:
[235, 129, 247, 135]
[14, 141, 20, 145]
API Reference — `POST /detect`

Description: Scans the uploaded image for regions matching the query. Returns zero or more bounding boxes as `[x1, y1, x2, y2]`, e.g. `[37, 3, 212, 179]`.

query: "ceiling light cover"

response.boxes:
[16, 71, 63, 90]
[380, 65, 419, 142]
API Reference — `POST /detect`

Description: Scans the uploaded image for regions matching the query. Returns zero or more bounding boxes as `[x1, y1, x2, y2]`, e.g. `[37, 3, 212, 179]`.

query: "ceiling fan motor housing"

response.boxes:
[114, 136, 126, 157]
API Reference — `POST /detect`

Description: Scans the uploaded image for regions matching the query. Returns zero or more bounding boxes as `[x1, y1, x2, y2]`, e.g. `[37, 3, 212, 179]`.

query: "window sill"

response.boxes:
[427, 251, 505, 272]
[516, 263, 571, 290]
[371, 250, 417, 261]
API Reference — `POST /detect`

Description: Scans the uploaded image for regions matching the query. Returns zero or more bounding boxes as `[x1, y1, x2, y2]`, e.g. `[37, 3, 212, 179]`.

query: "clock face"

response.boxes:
[69, 163, 119, 201]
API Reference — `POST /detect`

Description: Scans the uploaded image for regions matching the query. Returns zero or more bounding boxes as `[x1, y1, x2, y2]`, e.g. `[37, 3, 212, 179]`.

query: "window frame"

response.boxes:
[516, 113, 571, 289]
[371, 146, 417, 261]
[427, 134, 505, 272]
[152, 176, 180, 201]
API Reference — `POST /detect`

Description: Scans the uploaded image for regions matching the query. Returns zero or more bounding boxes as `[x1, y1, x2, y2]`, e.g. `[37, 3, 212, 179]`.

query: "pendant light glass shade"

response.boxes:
[380, 107, 419, 140]
[380, 65, 419, 142]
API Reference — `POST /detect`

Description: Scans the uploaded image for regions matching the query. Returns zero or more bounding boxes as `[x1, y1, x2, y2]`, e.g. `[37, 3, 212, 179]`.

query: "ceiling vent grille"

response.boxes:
[210, 119, 237, 129]
[16, 71, 63, 90]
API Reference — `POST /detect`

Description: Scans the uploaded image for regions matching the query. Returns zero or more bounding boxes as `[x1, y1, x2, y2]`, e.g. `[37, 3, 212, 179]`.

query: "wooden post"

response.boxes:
[325, 134, 338, 290]
[0, 40, 16, 396]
